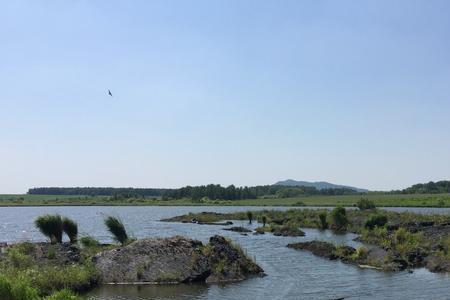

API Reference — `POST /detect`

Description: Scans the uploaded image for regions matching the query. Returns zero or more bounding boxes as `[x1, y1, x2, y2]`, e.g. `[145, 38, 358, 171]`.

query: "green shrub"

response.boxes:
[352, 246, 369, 260]
[262, 215, 267, 227]
[318, 212, 328, 230]
[6, 248, 33, 269]
[392, 227, 426, 260]
[104, 216, 128, 246]
[62, 218, 78, 244]
[45, 289, 82, 300]
[364, 214, 388, 229]
[29, 264, 97, 296]
[330, 206, 348, 230]
[35, 215, 63, 244]
[247, 212, 253, 224]
[47, 246, 56, 259]
[356, 198, 376, 210]
[0, 274, 40, 300]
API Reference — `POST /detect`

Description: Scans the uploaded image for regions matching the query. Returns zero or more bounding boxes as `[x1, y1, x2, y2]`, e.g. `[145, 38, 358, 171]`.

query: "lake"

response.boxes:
[1, 206, 450, 300]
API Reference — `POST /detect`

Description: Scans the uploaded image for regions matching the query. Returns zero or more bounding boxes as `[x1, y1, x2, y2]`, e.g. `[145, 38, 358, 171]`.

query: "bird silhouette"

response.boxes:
[108, 89, 113, 97]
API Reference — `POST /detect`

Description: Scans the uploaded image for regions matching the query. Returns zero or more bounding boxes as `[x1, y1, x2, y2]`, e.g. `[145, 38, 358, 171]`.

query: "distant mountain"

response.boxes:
[274, 179, 368, 193]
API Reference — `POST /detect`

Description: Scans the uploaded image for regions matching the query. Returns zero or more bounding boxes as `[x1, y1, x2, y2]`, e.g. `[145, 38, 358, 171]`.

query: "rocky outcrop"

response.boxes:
[426, 255, 450, 272]
[288, 241, 336, 259]
[93, 235, 264, 284]
[223, 227, 252, 233]
[272, 225, 305, 237]
[206, 235, 264, 283]
[161, 212, 229, 224]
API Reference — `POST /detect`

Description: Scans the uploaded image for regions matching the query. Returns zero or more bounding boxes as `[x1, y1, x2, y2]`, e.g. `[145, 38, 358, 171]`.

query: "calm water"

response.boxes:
[1, 206, 450, 300]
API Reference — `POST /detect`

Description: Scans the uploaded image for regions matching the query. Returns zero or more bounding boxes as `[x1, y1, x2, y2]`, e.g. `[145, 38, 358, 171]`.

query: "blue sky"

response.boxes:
[1, 0, 450, 193]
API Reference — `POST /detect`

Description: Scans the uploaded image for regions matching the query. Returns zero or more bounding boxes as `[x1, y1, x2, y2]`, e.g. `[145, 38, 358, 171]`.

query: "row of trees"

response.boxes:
[162, 184, 358, 200]
[27, 180, 450, 200]
[28, 187, 171, 198]
[400, 181, 450, 194]
[28, 184, 359, 200]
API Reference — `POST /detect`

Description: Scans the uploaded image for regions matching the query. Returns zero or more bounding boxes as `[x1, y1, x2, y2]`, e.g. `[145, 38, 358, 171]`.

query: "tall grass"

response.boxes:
[62, 218, 78, 244]
[318, 212, 328, 230]
[0, 274, 39, 300]
[45, 289, 82, 300]
[34, 215, 63, 244]
[104, 216, 128, 246]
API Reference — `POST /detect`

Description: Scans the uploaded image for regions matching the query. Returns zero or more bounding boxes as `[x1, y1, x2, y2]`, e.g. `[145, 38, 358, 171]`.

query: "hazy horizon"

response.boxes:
[1, 1, 450, 194]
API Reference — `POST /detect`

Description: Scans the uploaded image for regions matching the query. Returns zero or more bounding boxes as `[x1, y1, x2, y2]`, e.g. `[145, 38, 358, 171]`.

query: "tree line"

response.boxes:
[161, 184, 358, 200]
[28, 180, 450, 200]
[400, 181, 450, 194]
[27, 185, 358, 200]
[27, 187, 171, 198]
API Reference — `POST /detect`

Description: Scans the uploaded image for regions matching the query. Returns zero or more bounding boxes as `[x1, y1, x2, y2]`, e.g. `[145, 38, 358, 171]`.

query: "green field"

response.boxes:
[1, 193, 450, 207]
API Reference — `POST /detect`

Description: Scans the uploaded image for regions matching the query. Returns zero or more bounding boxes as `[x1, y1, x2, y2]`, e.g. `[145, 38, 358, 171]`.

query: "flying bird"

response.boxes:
[108, 89, 113, 97]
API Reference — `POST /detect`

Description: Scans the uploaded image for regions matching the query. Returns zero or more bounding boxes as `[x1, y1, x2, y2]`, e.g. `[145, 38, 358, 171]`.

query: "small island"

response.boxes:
[0, 215, 264, 300]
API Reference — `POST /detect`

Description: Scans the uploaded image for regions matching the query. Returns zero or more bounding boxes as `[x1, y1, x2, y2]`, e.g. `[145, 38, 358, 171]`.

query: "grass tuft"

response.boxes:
[104, 216, 129, 246]
[35, 215, 63, 244]
[62, 218, 78, 244]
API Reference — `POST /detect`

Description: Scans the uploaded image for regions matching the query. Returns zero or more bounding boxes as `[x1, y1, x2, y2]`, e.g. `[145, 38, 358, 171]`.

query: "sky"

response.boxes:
[1, 0, 450, 193]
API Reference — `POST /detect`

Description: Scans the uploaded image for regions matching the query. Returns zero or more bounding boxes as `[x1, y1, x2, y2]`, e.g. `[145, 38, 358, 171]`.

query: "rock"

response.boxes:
[426, 255, 450, 272]
[206, 235, 265, 283]
[365, 248, 406, 271]
[288, 241, 336, 259]
[406, 248, 427, 266]
[93, 235, 264, 284]
[199, 221, 233, 226]
[223, 227, 252, 233]
[94, 236, 209, 284]
[272, 226, 305, 237]
[161, 212, 228, 223]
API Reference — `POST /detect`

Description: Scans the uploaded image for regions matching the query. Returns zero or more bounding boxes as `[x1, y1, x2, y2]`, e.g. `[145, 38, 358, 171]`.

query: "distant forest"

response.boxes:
[27, 180, 450, 200]
[161, 185, 358, 200]
[397, 181, 450, 194]
[28, 185, 359, 200]
[27, 187, 170, 198]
